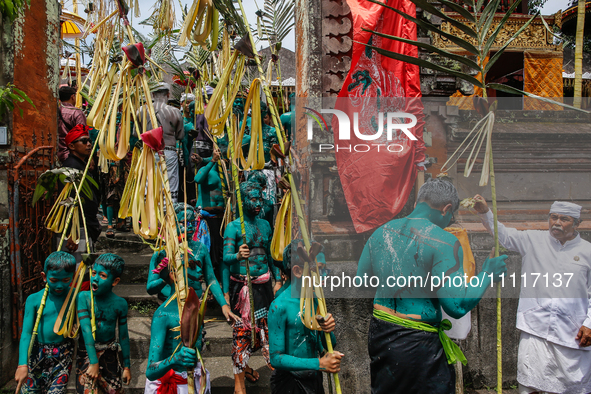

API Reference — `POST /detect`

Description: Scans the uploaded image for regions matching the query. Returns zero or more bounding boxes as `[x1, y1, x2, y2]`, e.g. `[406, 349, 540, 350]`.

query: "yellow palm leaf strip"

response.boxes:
[192, 0, 213, 46]
[132, 148, 148, 235]
[53, 263, 87, 337]
[271, 190, 292, 260]
[69, 206, 80, 245]
[145, 150, 159, 238]
[234, 79, 264, 171]
[205, 51, 245, 133]
[87, 65, 117, 128]
[140, 73, 159, 128]
[115, 84, 132, 160]
[178, 0, 200, 47]
[210, 7, 219, 51]
[102, 63, 132, 160]
[45, 183, 72, 230]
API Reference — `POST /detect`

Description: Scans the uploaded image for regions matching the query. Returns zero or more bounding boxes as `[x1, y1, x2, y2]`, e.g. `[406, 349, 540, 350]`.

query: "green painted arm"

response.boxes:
[18, 294, 37, 365]
[202, 247, 226, 307]
[118, 301, 131, 368]
[146, 251, 166, 296]
[77, 292, 99, 364]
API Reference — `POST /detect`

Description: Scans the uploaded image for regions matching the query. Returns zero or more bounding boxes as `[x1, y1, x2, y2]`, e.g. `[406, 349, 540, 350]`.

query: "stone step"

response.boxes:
[117, 252, 153, 285]
[94, 231, 153, 254]
[128, 317, 235, 360]
[114, 284, 158, 303]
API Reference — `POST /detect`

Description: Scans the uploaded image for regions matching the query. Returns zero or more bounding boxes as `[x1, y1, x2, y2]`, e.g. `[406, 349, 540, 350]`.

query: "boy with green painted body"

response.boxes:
[147, 204, 200, 301]
[15, 252, 77, 394]
[145, 240, 238, 394]
[76, 253, 131, 394]
[267, 241, 343, 393]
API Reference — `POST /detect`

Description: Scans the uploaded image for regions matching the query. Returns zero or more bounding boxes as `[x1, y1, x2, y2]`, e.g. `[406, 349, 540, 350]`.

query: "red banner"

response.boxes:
[333, 0, 426, 233]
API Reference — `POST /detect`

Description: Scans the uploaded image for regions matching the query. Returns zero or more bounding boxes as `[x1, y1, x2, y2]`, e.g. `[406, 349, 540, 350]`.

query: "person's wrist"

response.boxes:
[17, 365, 27, 369]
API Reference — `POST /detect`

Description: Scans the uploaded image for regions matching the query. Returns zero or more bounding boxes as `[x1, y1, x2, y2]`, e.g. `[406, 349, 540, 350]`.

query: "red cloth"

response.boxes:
[230, 271, 271, 331]
[333, 0, 426, 233]
[65, 124, 90, 146]
[156, 370, 188, 394]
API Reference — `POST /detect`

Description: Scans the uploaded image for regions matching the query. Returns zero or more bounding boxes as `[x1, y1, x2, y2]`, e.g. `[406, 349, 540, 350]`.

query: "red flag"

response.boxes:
[333, 0, 426, 233]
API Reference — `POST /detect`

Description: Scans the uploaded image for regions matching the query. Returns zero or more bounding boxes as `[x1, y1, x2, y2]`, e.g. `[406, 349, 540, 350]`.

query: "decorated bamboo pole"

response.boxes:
[73, 0, 83, 108]
[256, 13, 288, 111]
[227, 116, 257, 341]
[481, 82, 502, 394]
[234, 0, 309, 248]
[574, 0, 586, 109]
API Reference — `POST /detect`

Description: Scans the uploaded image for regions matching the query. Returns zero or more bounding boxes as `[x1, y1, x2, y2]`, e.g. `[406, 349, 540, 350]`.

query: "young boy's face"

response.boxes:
[44, 269, 74, 296]
[176, 210, 196, 236]
[91, 264, 120, 296]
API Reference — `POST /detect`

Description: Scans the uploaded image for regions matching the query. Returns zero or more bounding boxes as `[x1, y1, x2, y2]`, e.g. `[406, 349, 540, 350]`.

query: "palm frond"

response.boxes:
[212, 0, 248, 36]
[260, 0, 295, 45]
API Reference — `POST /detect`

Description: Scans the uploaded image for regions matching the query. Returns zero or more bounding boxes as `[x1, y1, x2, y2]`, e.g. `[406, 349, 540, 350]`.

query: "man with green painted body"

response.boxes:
[15, 252, 77, 394]
[147, 204, 202, 301]
[268, 240, 343, 393]
[195, 149, 226, 276]
[145, 240, 237, 394]
[356, 178, 508, 394]
[76, 253, 131, 394]
[222, 180, 283, 394]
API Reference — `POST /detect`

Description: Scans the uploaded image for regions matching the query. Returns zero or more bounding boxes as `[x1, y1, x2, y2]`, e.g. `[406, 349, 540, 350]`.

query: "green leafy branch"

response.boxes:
[32, 167, 98, 207]
[0, 83, 35, 122]
[0, 0, 30, 22]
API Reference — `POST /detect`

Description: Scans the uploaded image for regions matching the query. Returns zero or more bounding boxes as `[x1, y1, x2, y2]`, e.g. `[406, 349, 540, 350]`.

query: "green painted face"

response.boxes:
[243, 188, 263, 218]
[45, 269, 74, 296]
[176, 209, 196, 236]
[91, 263, 118, 297]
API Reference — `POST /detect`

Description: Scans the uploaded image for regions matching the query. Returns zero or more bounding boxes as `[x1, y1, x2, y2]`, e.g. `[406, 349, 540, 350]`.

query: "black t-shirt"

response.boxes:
[61, 154, 101, 242]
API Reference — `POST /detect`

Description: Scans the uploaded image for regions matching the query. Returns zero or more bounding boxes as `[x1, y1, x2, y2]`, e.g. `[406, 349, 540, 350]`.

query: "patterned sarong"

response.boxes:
[76, 340, 123, 394]
[23, 338, 75, 394]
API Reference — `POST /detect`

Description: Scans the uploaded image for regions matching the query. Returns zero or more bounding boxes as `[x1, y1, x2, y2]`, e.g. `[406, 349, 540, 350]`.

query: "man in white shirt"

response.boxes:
[473, 197, 591, 394]
[136, 83, 184, 203]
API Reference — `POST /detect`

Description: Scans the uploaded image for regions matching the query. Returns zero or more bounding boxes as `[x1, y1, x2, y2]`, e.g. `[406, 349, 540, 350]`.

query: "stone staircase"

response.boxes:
[93, 229, 272, 393]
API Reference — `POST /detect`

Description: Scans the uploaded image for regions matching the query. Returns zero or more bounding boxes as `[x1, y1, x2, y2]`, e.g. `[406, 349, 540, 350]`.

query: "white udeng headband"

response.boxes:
[550, 201, 582, 219]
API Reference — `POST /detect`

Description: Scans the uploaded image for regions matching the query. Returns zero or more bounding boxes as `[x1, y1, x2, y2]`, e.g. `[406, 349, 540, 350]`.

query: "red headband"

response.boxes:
[65, 124, 90, 146]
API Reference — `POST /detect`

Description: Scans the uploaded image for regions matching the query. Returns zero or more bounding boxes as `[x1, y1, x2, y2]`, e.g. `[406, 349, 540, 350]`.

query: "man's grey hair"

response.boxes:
[417, 178, 460, 212]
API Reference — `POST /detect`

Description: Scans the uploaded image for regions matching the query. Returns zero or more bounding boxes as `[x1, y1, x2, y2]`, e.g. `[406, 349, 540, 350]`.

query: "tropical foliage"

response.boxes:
[0, 83, 35, 122]
[0, 0, 30, 22]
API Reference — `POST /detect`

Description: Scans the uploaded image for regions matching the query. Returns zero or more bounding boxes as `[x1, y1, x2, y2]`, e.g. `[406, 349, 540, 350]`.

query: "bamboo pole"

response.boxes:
[227, 116, 257, 341]
[73, 0, 83, 108]
[574, 0, 586, 109]
[234, 0, 310, 248]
